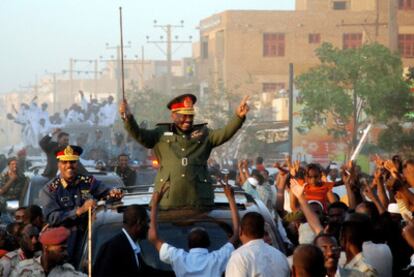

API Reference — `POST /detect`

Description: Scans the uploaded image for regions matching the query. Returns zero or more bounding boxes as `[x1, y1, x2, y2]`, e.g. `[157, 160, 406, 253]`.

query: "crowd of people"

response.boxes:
[200, 154, 414, 277]
[6, 91, 117, 149]
[1, 92, 414, 276]
[0, 152, 413, 276]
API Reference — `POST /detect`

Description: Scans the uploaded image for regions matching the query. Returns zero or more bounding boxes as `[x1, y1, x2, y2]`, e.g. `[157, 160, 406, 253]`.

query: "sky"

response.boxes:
[0, 0, 294, 93]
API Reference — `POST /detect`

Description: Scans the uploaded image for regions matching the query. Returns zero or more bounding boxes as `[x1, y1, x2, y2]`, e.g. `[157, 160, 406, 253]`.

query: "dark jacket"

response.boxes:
[39, 134, 59, 178]
[93, 231, 169, 277]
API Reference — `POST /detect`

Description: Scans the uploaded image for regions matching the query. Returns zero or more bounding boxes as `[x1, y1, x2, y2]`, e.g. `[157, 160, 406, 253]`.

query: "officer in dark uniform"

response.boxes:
[119, 93, 250, 210]
[39, 145, 123, 261]
[39, 129, 89, 179]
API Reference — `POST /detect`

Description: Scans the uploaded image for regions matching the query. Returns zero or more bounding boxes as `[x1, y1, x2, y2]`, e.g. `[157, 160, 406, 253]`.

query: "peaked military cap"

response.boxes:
[167, 93, 197, 115]
[55, 145, 83, 161]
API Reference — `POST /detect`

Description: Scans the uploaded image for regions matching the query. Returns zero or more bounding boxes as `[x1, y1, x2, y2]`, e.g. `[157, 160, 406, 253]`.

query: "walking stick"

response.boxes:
[88, 207, 92, 277]
[119, 7, 127, 119]
[119, 7, 126, 102]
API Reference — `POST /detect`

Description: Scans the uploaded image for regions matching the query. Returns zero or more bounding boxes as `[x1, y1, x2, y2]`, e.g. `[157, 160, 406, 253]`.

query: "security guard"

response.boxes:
[120, 93, 250, 209]
[39, 145, 122, 261]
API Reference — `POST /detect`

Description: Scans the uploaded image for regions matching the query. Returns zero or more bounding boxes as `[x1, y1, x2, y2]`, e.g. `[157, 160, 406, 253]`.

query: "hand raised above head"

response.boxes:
[119, 100, 131, 117]
[290, 178, 304, 198]
[235, 95, 250, 118]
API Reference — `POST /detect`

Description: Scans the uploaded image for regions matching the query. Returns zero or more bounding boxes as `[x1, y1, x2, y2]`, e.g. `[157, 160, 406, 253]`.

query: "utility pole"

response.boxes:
[288, 63, 294, 159]
[44, 71, 62, 113]
[146, 20, 192, 95]
[134, 46, 151, 90]
[388, 0, 398, 53]
[66, 59, 100, 96]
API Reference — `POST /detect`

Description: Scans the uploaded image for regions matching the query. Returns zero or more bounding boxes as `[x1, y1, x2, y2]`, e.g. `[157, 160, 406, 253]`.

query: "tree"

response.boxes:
[295, 42, 414, 155]
[125, 85, 171, 126]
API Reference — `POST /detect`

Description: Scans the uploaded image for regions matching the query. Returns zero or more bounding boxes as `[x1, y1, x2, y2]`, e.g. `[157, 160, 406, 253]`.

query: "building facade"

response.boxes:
[195, 0, 414, 122]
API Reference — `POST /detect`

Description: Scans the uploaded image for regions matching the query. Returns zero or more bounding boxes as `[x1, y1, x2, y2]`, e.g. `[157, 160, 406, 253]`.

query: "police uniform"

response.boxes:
[123, 94, 245, 209]
[10, 256, 45, 277]
[39, 173, 110, 227]
[0, 249, 25, 277]
[39, 146, 118, 262]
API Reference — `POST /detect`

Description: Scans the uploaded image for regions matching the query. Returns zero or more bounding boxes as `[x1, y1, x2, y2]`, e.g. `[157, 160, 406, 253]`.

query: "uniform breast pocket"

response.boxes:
[60, 196, 74, 208]
[159, 135, 177, 145]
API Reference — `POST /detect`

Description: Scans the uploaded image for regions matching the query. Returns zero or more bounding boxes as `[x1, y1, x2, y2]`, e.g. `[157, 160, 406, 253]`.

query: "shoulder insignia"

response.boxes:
[193, 123, 208, 128]
[47, 179, 60, 192]
[190, 129, 204, 139]
[76, 175, 94, 186]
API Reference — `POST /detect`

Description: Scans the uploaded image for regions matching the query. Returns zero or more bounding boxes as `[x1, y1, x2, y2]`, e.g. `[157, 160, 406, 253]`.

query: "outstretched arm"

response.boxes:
[120, 100, 160, 149]
[223, 183, 240, 245]
[290, 179, 323, 235]
[148, 185, 169, 252]
[208, 96, 249, 147]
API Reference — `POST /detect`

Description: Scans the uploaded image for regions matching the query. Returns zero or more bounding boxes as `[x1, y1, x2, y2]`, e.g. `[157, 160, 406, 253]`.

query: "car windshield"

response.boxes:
[91, 220, 231, 271]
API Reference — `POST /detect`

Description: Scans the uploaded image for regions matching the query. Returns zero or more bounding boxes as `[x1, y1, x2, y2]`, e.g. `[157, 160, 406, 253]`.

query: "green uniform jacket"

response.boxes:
[124, 114, 245, 209]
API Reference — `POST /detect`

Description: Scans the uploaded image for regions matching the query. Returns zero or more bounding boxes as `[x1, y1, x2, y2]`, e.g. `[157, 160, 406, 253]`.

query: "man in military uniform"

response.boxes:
[39, 145, 123, 261]
[119, 93, 250, 209]
[39, 129, 89, 179]
[0, 157, 28, 210]
[114, 153, 136, 187]
[0, 224, 41, 277]
[11, 227, 87, 277]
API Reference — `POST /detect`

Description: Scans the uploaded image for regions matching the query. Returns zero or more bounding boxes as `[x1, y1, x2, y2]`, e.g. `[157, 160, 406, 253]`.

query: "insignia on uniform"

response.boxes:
[163, 132, 174, 136]
[48, 181, 59, 192]
[191, 130, 204, 139]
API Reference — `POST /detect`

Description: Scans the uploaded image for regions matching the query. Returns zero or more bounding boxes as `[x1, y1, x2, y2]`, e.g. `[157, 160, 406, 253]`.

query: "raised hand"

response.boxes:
[373, 154, 384, 169]
[108, 188, 123, 200]
[119, 100, 131, 118]
[236, 96, 250, 118]
[361, 179, 375, 200]
[384, 160, 398, 178]
[222, 182, 235, 200]
[290, 178, 304, 199]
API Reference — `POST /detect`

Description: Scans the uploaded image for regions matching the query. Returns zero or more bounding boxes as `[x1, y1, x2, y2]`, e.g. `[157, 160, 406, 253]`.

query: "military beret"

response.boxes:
[55, 145, 83, 161]
[39, 227, 70, 246]
[167, 93, 197, 115]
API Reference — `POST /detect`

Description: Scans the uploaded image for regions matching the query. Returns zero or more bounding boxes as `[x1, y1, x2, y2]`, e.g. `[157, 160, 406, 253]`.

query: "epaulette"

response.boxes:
[76, 175, 94, 185]
[193, 123, 208, 128]
[156, 123, 173, 127]
[47, 179, 60, 192]
[4, 250, 18, 259]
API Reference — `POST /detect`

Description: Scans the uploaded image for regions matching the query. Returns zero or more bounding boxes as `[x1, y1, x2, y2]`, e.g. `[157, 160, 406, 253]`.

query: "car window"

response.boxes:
[90, 220, 231, 271]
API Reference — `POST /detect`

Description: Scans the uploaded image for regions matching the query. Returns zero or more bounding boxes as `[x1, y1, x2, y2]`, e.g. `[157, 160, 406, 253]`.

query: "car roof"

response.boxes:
[93, 188, 273, 226]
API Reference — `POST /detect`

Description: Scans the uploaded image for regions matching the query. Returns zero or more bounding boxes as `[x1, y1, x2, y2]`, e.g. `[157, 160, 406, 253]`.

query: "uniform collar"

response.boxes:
[59, 175, 79, 189]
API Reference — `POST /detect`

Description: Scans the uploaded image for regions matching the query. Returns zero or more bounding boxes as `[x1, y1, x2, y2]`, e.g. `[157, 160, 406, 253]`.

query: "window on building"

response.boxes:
[309, 33, 321, 44]
[201, 36, 209, 59]
[399, 0, 414, 10]
[333, 1, 347, 10]
[399, 34, 414, 58]
[263, 33, 285, 57]
[343, 33, 363, 49]
[262, 82, 285, 93]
